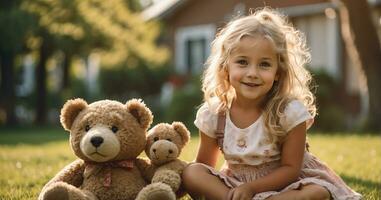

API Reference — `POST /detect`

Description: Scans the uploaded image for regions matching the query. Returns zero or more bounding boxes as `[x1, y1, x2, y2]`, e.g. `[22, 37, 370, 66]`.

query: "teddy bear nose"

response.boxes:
[153, 149, 156, 153]
[168, 150, 173, 154]
[90, 136, 104, 147]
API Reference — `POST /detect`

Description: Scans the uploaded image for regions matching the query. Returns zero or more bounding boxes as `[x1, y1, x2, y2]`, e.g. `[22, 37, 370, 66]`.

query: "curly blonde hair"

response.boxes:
[202, 7, 316, 137]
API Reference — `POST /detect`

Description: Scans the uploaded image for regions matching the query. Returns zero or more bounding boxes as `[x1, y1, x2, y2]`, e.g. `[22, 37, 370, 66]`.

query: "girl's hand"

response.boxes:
[226, 183, 256, 200]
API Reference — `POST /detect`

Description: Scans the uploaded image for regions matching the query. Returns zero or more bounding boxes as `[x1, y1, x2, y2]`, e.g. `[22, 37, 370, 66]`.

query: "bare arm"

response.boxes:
[195, 130, 220, 168]
[246, 122, 306, 193]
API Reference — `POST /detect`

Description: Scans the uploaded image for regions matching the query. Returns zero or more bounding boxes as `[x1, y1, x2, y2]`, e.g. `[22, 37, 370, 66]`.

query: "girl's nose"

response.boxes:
[247, 65, 258, 77]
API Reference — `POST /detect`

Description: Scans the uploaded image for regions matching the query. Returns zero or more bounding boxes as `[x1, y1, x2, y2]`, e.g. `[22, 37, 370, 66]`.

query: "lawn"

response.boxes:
[0, 127, 380, 199]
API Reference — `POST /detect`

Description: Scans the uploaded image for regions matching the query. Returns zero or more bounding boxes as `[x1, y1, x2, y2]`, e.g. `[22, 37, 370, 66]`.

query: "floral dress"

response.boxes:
[194, 100, 362, 200]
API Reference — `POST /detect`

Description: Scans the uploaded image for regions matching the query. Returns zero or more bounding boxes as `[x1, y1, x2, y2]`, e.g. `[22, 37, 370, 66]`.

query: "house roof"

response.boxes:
[142, 0, 381, 21]
[141, 0, 188, 20]
[141, 0, 333, 20]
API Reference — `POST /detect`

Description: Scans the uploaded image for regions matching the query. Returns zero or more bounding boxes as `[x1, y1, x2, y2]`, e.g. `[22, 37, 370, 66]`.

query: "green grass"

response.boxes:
[0, 127, 380, 199]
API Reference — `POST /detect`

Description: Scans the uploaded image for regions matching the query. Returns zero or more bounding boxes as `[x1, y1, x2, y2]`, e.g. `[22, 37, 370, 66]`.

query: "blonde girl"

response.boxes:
[182, 7, 362, 200]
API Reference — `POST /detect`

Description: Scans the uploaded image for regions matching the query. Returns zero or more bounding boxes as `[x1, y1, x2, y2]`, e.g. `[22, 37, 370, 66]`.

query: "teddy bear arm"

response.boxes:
[39, 159, 86, 200]
[43, 159, 85, 189]
[152, 169, 181, 192]
[135, 157, 155, 182]
[152, 160, 187, 192]
[157, 159, 187, 174]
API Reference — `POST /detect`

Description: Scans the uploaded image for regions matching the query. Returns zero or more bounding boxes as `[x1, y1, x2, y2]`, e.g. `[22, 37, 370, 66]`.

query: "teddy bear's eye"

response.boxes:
[111, 126, 118, 133]
[166, 138, 172, 142]
[85, 125, 90, 132]
[153, 137, 159, 142]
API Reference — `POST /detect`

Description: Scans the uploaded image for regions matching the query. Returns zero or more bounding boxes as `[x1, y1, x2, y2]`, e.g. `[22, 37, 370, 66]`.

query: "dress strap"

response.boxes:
[216, 111, 226, 152]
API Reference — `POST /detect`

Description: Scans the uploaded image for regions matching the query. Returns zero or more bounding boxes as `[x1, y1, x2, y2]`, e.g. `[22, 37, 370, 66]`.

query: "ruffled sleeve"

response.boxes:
[194, 103, 218, 138]
[280, 100, 314, 132]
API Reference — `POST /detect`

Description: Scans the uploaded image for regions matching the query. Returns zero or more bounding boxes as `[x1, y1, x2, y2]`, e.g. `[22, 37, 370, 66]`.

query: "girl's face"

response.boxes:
[227, 35, 279, 104]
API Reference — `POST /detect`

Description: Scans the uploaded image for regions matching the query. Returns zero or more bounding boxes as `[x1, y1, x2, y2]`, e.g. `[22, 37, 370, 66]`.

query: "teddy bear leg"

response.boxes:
[152, 169, 181, 192]
[135, 182, 176, 200]
[40, 182, 97, 200]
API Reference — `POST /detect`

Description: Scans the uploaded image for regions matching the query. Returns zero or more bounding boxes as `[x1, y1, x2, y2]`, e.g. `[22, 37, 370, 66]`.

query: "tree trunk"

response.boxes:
[62, 52, 72, 90]
[35, 40, 49, 125]
[0, 51, 17, 125]
[336, 0, 381, 131]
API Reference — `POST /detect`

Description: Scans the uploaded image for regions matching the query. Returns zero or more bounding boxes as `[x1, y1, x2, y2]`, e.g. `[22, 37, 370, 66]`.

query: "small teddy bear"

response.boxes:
[136, 122, 190, 200]
[39, 99, 173, 200]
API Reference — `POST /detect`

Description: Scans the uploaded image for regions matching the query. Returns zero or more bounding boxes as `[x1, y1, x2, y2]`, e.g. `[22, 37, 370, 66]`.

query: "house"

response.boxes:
[142, 0, 381, 129]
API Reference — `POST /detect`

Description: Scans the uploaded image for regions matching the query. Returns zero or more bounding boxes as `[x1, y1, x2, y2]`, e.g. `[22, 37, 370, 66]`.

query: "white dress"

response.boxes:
[194, 100, 362, 200]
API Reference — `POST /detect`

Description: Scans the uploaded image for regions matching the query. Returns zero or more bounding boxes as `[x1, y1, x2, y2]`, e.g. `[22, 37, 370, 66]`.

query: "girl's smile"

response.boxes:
[228, 35, 279, 105]
[240, 82, 262, 87]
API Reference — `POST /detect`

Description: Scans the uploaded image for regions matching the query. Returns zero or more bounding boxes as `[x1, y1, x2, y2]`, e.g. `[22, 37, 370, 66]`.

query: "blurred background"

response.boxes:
[1, 1, 380, 199]
[1, 0, 380, 132]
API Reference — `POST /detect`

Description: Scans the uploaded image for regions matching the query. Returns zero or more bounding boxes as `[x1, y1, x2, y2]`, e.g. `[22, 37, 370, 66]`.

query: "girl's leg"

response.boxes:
[266, 184, 330, 200]
[298, 184, 331, 200]
[182, 163, 230, 200]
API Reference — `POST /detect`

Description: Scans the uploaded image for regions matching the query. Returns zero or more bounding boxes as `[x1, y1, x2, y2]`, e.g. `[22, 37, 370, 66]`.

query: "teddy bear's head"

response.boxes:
[146, 122, 190, 165]
[60, 98, 153, 162]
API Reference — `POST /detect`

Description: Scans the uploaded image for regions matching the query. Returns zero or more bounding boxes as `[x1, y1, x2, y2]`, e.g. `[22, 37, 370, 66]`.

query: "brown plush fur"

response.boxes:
[136, 122, 190, 200]
[39, 98, 167, 200]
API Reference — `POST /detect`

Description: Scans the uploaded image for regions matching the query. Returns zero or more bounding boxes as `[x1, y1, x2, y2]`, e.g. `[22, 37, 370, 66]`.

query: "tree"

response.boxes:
[0, 0, 35, 125]
[335, 0, 381, 131]
[21, 0, 168, 124]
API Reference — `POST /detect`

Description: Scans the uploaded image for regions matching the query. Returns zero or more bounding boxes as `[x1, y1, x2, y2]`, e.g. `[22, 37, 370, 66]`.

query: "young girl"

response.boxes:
[182, 8, 362, 200]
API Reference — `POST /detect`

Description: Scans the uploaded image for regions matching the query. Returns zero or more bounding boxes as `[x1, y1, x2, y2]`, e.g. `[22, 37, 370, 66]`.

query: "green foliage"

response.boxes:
[98, 63, 170, 100]
[97, 62, 171, 124]
[311, 69, 348, 131]
[0, 2, 35, 53]
[162, 76, 203, 132]
[0, 0, 169, 125]
[20, 0, 169, 66]
[0, 129, 379, 199]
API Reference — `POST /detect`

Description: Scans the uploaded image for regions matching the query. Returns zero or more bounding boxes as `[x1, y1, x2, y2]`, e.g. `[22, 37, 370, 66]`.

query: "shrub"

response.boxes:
[162, 75, 203, 133]
[311, 69, 347, 131]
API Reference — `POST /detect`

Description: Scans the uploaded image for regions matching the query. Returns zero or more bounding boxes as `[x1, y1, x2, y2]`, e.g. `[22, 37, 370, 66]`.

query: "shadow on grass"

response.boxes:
[341, 173, 380, 189]
[0, 126, 69, 146]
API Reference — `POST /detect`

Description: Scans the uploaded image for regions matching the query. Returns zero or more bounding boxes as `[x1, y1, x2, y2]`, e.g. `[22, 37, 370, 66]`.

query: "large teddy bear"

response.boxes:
[39, 99, 173, 200]
[136, 122, 190, 200]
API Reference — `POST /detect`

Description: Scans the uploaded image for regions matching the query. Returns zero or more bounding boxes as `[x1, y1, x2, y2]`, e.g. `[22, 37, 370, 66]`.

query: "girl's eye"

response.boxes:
[85, 125, 90, 132]
[236, 59, 248, 66]
[111, 126, 118, 133]
[259, 61, 271, 67]
[153, 137, 159, 141]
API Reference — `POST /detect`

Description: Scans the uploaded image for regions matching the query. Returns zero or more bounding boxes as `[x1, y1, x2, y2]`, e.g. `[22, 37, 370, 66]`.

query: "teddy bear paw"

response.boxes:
[136, 182, 176, 200]
[41, 182, 70, 200]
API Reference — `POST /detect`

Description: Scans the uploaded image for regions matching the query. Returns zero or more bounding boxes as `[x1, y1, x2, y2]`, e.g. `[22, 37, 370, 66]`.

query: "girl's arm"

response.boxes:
[232, 122, 306, 198]
[195, 130, 220, 168]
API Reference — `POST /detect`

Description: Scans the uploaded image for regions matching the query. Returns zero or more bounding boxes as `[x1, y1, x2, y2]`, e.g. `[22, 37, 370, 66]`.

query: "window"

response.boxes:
[186, 38, 206, 74]
[175, 24, 215, 74]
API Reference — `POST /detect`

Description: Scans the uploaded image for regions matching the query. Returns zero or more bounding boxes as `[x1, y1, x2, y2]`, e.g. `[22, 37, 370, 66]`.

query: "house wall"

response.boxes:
[166, 0, 325, 46]
[293, 13, 341, 78]
[163, 0, 343, 76]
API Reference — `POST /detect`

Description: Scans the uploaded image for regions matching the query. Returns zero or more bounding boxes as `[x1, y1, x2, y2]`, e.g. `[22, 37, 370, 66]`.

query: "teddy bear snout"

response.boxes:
[80, 125, 121, 162]
[90, 136, 104, 147]
[152, 148, 173, 154]
[149, 140, 179, 165]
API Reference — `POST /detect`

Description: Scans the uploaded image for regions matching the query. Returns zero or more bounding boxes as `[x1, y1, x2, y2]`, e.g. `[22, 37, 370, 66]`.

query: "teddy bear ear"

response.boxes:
[60, 98, 88, 131]
[172, 122, 190, 145]
[126, 99, 153, 130]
